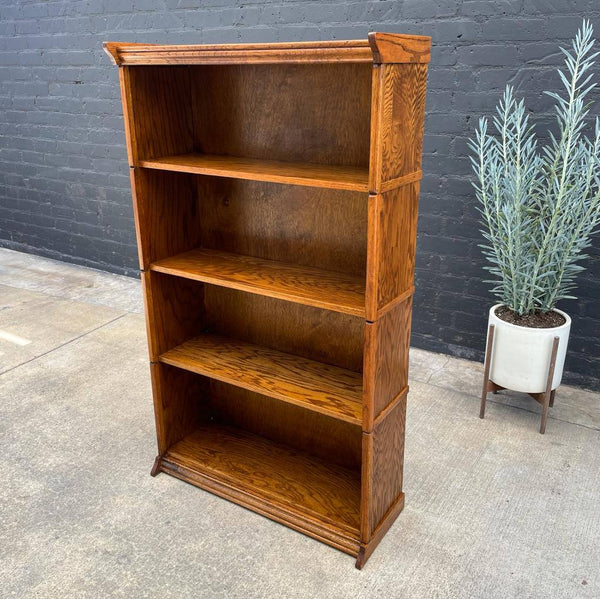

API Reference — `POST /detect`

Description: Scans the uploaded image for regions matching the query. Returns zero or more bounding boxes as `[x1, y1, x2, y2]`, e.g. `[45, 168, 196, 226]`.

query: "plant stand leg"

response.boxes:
[540, 337, 560, 435]
[549, 389, 556, 408]
[480, 324, 495, 419]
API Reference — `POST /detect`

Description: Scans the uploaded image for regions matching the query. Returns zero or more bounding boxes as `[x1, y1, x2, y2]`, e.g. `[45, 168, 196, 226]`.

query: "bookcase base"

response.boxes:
[155, 455, 362, 558]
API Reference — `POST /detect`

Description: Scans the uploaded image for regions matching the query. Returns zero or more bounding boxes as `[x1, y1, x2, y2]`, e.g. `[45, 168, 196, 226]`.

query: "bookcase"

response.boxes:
[105, 33, 430, 569]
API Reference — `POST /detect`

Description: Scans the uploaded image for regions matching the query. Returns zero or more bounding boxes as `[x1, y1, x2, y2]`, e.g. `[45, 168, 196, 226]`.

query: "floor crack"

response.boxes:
[0, 313, 128, 377]
[424, 355, 451, 384]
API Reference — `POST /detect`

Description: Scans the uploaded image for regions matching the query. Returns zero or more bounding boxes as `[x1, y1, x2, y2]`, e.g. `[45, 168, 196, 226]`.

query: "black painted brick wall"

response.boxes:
[1, 1, 599, 389]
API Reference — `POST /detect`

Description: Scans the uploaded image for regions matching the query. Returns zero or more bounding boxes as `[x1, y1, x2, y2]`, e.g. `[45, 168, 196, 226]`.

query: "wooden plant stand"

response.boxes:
[480, 324, 560, 434]
[105, 32, 430, 568]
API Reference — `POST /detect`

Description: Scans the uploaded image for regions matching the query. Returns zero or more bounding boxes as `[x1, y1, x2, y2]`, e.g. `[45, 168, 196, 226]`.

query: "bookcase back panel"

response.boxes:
[132, 170, 368, 277]
[197, 177, 368, 277]
[124, 63, 371, 167]
[191, 63, 371, 167]
[204, 286, 364, 373]
[207, 381, 362, 471]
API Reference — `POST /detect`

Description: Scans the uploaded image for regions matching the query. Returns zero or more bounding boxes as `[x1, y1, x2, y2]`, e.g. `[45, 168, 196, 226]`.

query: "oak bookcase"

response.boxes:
[105, 33, 430, 568]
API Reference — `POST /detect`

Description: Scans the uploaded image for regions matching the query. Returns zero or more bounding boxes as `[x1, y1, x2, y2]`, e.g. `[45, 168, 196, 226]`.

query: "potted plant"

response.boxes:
[470, 21, 600, 419]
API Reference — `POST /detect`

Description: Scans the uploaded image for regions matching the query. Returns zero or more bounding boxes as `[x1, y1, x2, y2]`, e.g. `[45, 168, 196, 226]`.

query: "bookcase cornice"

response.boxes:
[103, 33, 431, 66]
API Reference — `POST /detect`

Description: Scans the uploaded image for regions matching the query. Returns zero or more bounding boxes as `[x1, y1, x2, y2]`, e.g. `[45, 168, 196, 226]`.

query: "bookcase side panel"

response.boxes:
[142, 271, 207, 361]
[367, 65, 384, 194]
[360, 395, 406, 544]
[363, 296, 411, 430]
[367, 62, 429, 194]
[361, 51, 429, 561]
[365, 192, 381, 321]
[378, 63, 428, 185]
[150, 362, 210, 455]
[366, 62, 427, 317]
[118, 66, 138, 164]
[131, 169, 203, 270]
[376, 183, 420, 312]
[121, 65, 194, 163]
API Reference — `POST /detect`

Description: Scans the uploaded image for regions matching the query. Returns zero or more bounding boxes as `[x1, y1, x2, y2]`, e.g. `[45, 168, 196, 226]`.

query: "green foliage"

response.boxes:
[469, 20, 600, 316]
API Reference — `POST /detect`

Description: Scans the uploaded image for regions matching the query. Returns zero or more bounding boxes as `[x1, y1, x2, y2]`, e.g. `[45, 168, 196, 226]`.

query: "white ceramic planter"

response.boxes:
[487, 304, 571, 394]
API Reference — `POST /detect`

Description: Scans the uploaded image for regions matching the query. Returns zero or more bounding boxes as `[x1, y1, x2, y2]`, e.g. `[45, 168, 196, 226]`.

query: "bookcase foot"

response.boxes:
[354, 492, 406, 569]
[150, 455, 163, 477]
[355, 547, 366, 570]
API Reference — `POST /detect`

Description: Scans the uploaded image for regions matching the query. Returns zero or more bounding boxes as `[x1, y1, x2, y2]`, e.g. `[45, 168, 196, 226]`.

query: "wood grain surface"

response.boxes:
[367, 398, 406, 535]
[139, 153, 369, 191]
[141, 271, 206, 360]
[374, 184, 420, 312]
[368, 32, 431, 64]
[203, 286, 365, 373]
[120, 66, 193, 163]
[191, 63, 371, 168]
[363, 297, 412, 429]
[160, 333, 363, 424]
[379, 63, 429, 184]
[369, 297, 412, 421]
[130, 168, 201, 269]
[165, 423, 361, 533]
[207, 382, 362, 471]
[150, 248, 366, 317]
[368, 63, 428, 193]
[196, 177, 368, 278]
[149, 362, 208, 454]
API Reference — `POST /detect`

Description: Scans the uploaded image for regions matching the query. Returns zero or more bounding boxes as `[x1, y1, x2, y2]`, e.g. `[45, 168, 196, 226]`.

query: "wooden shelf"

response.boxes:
[150, 248, 366, 317]
[162, 424, 361, 538]
[138, 154, 369, 192]
[160, 333, 363, 424]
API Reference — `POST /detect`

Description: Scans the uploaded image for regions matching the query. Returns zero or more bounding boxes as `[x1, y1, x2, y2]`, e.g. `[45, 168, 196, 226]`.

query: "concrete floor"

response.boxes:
[1, 247, 598, 599]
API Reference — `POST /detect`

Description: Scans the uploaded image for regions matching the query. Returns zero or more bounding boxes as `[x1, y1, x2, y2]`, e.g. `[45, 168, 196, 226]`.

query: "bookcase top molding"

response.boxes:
[103, 32, 431, 66]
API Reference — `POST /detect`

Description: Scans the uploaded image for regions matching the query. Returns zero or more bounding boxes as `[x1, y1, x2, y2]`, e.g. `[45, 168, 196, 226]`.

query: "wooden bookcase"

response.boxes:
[105, 33, 430, 569]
